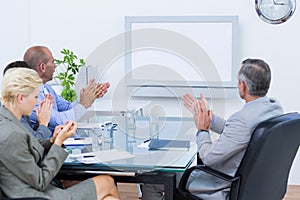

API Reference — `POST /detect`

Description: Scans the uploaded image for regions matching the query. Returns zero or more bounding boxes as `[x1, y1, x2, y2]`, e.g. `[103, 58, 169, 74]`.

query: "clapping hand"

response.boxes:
[79, 79, 110, 108]
[182, 93, 198, 113]
[36, 94, 53, 126]
[44, 93, 54, 104]
[95, 82, 110, 98]
[183, 93, 212, 131]
[52, 121, 77, 146]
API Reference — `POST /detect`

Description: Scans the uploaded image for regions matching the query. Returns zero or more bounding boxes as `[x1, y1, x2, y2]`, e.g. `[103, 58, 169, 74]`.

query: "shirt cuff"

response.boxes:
[71, 98, 80, 107]
[196, 130, 209, 136]
[211, 114, 217, 129]
[73, 103, 87, 121]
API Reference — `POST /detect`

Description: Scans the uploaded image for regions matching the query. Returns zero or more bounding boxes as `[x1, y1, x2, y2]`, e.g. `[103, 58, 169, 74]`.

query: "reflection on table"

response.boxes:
[64, 116, 197, 173]
[61, 116, 197, 200]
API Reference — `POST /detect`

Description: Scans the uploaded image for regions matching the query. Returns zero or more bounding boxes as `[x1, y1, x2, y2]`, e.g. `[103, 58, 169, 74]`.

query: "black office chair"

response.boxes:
[176, 112, 300, 200]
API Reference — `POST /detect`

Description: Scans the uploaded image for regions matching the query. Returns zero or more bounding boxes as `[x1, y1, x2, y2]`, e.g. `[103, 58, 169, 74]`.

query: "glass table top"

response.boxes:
[63, 116, 197, 173]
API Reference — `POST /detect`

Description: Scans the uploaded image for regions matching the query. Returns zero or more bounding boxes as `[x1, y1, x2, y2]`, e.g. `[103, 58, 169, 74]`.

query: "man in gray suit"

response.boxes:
[141, 58, 284, 200]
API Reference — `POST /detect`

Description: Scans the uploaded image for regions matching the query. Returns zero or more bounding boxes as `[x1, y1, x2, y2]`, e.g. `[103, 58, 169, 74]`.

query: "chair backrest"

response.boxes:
[230, 113, 300, 200]
[0, 186, 3, 199]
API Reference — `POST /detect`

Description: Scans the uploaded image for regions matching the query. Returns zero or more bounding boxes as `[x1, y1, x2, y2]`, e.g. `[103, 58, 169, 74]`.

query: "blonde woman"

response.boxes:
[0, 68, 119, 200]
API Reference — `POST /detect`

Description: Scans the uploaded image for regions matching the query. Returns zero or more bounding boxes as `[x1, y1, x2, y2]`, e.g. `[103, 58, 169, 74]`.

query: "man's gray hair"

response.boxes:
[238, 58, 271, 96]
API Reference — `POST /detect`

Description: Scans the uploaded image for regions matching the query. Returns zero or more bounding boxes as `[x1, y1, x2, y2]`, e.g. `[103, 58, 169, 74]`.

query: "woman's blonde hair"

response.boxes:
[1, 68, 42, 108]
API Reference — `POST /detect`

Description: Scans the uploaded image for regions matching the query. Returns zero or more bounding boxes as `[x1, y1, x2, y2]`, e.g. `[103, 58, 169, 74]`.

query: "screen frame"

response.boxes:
[124, 16, 239, 98]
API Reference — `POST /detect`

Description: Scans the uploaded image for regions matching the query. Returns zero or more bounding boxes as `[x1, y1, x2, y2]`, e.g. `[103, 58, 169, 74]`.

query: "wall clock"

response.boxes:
[255, 0, 296, 24]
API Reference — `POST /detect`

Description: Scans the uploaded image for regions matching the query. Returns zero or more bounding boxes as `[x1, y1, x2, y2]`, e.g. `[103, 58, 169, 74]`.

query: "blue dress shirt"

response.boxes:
[30, 84, 86, 133]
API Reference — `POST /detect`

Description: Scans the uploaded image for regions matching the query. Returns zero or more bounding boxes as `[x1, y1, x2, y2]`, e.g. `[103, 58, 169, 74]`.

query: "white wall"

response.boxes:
[1, 0, 300, 184]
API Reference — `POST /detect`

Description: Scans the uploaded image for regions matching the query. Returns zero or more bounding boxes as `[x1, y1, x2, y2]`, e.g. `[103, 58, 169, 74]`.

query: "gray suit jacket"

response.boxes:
[188, 96, 284, 200]
[0, 106, 72, 199]
[0, 102, 51, 139]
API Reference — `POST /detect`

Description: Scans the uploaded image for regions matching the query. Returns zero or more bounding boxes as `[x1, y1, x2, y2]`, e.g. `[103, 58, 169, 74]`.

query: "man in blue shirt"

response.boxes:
[23, 46, 110, 134]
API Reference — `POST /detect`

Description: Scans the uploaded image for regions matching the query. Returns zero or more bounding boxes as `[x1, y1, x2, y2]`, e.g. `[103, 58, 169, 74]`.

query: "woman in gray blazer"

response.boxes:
[0, 68, 120, 200]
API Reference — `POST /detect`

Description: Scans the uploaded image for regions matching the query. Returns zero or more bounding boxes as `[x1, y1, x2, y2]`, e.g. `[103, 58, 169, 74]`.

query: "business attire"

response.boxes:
[0, 102, 51, 139]
[186, 96, 283, 199]
[142, 96, 283, 200]
[0, 106, 96, 199]
[21, 116, 52, 139]
[30, 84, 87, 133]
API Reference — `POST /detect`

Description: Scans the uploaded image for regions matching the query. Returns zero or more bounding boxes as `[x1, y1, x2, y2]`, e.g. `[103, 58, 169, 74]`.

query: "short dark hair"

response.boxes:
[3, 61, 31, 75]
[238, 58, 271, 96]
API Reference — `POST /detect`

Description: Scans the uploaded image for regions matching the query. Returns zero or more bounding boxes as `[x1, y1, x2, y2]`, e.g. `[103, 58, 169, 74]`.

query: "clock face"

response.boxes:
[255, 0, 296, 24]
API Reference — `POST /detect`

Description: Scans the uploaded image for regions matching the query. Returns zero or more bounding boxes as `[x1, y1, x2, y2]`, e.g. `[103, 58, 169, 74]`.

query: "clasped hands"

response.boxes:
[80, 79, 110, 108]
[50, 121, 77, 146]
[38, 95, 78, 146]
[183, 93, 212, 131]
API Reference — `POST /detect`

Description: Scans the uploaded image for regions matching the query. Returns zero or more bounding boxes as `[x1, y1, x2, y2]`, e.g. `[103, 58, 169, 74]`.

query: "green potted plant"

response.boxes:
[54, 48, 86, 102]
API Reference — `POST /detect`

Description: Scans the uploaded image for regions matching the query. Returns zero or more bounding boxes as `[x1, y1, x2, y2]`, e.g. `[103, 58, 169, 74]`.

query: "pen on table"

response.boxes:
[74, 138, 86, 140]
[83, 155, 95, 158]
[143, 139, 151, 143]
[69, 154, 95, 159]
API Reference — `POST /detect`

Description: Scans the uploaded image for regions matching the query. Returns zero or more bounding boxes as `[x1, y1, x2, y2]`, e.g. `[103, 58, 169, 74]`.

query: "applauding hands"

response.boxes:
[50, 121, 77, 146]
[183, 93, 212, 131]
[79, 79, 110, 109]
[36, 94, 53, 126]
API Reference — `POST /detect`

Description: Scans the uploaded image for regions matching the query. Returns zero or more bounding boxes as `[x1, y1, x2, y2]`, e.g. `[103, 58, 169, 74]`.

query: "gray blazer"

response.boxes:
[0, 106, 81, 199]
[188, 96, 284, 200]
[0, 102, 51, 140]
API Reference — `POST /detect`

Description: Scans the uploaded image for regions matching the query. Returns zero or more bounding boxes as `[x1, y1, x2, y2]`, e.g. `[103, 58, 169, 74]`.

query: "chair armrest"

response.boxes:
[178, 165, 240, 191]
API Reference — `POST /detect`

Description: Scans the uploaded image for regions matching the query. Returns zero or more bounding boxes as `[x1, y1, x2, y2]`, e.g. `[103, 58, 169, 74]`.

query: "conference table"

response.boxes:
[58, 116, 197, 199]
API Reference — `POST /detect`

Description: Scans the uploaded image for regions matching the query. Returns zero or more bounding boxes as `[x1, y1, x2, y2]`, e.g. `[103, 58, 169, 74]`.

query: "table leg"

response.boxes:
[163, 173, 176, 200]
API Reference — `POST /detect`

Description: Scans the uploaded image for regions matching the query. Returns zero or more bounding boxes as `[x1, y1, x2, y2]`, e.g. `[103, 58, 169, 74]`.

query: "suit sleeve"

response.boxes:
[197, 113, 249, 166]
[0, 132, 67, 191]
[39, 139, 53, 154]
[210, 114, 226, 134]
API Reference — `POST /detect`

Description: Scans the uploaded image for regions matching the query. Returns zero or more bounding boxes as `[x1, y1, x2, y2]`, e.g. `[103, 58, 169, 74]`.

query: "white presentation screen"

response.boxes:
[125, 16, 239, 97]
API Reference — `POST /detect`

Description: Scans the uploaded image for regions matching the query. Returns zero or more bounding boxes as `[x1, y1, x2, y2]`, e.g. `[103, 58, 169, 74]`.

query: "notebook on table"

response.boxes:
[148, 138, 190, 150]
